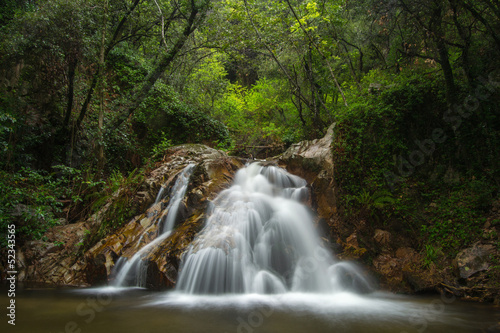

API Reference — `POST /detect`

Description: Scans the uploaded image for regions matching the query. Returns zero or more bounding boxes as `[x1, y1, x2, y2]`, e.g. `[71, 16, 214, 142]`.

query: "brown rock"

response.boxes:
[403, 271, 437, 293]
[83, 145, 243, 288]
[346, 233, 359, 248]
[85, 253, 108, 285]
[374, 229, 391, 246]
[456, 243, 495, 279]
[395, 247, 419, 263]
[15, 144, 243, 288]
[280, 123, 337, 221]
[373, 254, 398, 277]
[281, 123, 335, 177]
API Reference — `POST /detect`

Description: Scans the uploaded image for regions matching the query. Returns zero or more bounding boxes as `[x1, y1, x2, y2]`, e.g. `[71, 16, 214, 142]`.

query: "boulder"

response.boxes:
[455, 243, 495, 279]
[16, 221, 89, 286]
[373, 254, 398, 278]
[403, 270, 438, 294]
[372, 247, 423, 293]
[280, 123, 337, 220]
[281, 123, 335, 177]
[374, 229, 391, 247]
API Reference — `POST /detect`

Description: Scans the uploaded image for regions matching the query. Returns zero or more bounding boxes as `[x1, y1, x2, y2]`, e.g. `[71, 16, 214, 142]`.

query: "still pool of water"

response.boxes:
[3, 286, 499, 333]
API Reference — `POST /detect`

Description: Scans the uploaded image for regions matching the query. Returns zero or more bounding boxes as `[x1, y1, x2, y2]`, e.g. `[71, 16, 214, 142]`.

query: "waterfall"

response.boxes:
[176, 163, 372, 295]
[112, 164, 195, 287]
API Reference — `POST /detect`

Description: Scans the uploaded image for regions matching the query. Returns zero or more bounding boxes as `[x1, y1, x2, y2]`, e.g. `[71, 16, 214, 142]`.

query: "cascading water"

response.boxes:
[176, 163, 372, 295]
[112, 164, 195, 287]
[73, 162, 499, 333]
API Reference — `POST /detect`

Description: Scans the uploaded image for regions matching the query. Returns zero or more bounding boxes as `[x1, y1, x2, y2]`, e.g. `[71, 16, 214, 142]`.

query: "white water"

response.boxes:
[79, 163, 498, 333]
[112, 164, 195, 287]
[176, 163, 372, 295]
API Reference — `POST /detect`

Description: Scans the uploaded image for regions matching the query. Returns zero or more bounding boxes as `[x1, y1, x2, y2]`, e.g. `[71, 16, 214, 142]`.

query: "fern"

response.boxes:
[354, 189, 395, 222]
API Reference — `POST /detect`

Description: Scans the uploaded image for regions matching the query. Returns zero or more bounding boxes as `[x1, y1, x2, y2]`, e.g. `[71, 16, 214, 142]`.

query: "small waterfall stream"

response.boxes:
[112, 164, 195, 287]
[45, 163, 498, 333]
[176, 163, 371, 295]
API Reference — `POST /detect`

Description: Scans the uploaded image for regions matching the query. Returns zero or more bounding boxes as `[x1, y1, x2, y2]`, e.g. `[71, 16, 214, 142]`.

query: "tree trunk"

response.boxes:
[285, 0, 348, 107]
[107, 0, 210, 132]
[63, 58, 77, 128]
[74, 0, 143, 131]
[97, 0, 108, 173]
[431, 4, 457, 105]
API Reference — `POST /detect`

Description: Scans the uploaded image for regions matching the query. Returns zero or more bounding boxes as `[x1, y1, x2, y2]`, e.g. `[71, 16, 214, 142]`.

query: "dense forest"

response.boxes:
[1, 0, 499, 272]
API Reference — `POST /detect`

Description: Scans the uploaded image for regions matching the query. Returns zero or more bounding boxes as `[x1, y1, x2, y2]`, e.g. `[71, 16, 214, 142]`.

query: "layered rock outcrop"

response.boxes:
[14, 144, 243, 287]
[10, 130, 500, 303]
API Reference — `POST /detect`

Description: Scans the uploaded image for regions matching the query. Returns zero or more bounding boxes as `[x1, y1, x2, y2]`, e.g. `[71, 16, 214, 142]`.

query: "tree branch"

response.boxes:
[284, 0, 348, 107]
[107, 0, 210, 131]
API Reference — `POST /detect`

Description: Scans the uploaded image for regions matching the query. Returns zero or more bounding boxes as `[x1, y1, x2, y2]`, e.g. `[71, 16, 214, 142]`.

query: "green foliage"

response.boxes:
[422, 244, 441, 268]
[346, 188, 395, 223]
[0, 0, 499, 258]
[333, 99, 403, 195]
[355, 189, 394, 210]
[210, 77, 303, 147]
[185, 50, 229, 109]
[333, 65, 498, 257]
[419, 183, 490, 255]
[151, 135, 173, 160]
[0, 163, 113, 248]
[82, 168, 145, 252]
[54, 240, 65, 247]
[107, 45, 150, 94]
[333, 69, 449, 194]
[0, 108, 16, 154]
[135, 81, 231, 152]
[0, 167, 66, 245]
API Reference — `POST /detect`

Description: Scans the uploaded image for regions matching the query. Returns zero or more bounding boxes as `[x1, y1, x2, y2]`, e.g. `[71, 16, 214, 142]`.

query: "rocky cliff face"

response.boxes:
[280, 124, 500, 303]
[14, 144, 243, 287]
[12, 133, 500, 303]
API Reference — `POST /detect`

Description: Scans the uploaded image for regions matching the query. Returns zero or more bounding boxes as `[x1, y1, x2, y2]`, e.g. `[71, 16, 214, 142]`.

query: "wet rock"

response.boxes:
[339, 232, 367, 259]
[17, 232, 89, 287]
[140, 217, 153, 229]
[373, 254, 408, 292]
[280, 123, 337, 221]
[146, 260, 175, 290]
[136, 191, 154, 211]
[403, 271, 437, 294]
[455, 243, 495, 279]
[85, 253, 108, 285]
[15, 144, 242, 288]
[45, 222, 88, 244]
[373, 254, 398, 278]
[83, 145, 243, 288]
[371, 248, 423, 292]
[281, 123, 335, 177]
[145, 212, 206, 286]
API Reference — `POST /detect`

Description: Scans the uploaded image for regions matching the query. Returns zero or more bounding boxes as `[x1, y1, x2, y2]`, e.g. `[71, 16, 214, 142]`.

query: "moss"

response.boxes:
[79, 173, 146, 255]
